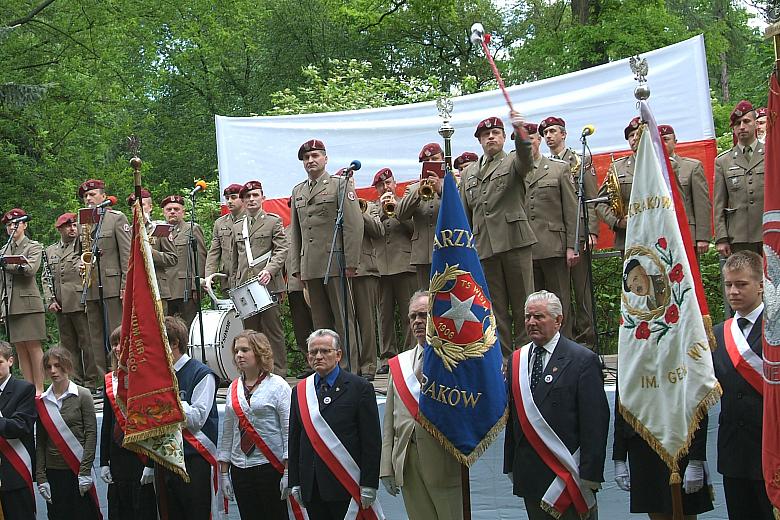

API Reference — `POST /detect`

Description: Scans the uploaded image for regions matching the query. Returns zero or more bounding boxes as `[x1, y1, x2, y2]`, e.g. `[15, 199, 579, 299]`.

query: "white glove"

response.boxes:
[360, 486, 377, 509]
[38, 482, 52, 503]
[279, 468, 290, 500]
[140, 467, 155, 486]
[78, 475, 93, 495]
[614, 461, 630, 491]
[291, 486, 302, 505]
[507, 472, 514, 484]
[204, 273, 216, 291]
[683, 460, 705, 494]
[100, 466, 113, 484]
[381, 476, 399, 496]
[220, 473, 235, 502]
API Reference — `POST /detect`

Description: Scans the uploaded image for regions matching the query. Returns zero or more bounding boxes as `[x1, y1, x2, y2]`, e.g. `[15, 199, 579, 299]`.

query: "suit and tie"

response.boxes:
[712, 306, 773, 519]
[504, 335, 609, 519]
[0, 375, 37, 520]
[288, 368, 381, 519]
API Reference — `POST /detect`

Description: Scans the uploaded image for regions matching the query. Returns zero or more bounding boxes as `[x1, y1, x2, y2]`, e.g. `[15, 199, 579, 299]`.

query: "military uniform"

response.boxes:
[713, 141, 764, 254]
[595, 155, 634, 252]
[526, 155, 578, 337]
[82, 208, 131, 387]
[147, 222, 178, 314]
[289, 172, 363, 361]
[671, 154, 712, 246]
[371, 198, 416, 366]
[285, 245, 313, 354]
[205, 213, 239, 293]
[396, 183, 441, 289]
[44, 238, 92, 384]
[559, 148, 599, 345]
[459, 135, 536, 354]
[167, 221, 207, 327]
[231, 210, 289, 375]
[0, 236, 46, 343]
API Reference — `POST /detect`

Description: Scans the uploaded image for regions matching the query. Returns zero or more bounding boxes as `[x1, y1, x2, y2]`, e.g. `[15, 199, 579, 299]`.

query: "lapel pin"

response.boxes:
[544, 375, 553, 383]
[323, 396, 332, 404]
[552, 366, 558, 373]
[335, 387, 340, 392]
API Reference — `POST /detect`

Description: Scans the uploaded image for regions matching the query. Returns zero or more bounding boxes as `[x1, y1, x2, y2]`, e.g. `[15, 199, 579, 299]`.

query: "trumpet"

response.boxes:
[79, 219, 95, 292]
[382, 199, 396, 218]
[603, 153, 626, 220]
[419, 178, 435, 201]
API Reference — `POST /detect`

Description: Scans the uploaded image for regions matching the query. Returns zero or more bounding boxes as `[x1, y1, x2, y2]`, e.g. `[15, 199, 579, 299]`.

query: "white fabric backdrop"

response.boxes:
[215, 35, 713, 199]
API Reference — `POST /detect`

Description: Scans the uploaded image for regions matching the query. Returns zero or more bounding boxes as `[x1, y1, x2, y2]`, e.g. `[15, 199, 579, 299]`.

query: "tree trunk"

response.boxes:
[719, 52, 730, 102]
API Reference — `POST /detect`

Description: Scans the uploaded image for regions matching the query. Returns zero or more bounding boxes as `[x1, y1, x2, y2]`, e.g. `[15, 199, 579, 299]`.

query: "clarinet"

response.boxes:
[41, 249, 57, 305]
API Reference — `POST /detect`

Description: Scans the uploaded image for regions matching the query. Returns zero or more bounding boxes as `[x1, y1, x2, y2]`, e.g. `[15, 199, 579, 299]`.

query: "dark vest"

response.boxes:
[177, 358, 218, 458]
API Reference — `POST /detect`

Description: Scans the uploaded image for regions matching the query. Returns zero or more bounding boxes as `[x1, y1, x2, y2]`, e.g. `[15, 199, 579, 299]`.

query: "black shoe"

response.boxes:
[297, 368, 315, 379]
[376, 365, 389, 375]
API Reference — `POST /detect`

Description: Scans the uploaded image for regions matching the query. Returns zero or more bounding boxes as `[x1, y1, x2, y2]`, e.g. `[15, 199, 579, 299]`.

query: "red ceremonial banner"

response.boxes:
[763, 72, 780, 512]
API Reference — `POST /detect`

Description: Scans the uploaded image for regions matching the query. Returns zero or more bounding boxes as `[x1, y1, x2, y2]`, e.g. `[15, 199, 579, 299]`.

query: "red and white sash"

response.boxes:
[104, 373, 148, 464]
[35, 395, 102, 519]
[723, 317, 763, 395]
[387, 350, 420, 420]
[228, 379, 309, 520]
[297, 376, 384, 520]
[0, 409, 34, 501]
[511, 348, 595, 517]
[182, 426, 224, 519]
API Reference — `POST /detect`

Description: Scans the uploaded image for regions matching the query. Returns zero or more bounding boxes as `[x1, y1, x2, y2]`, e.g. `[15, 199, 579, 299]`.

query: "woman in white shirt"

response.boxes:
[218, 330, 292, 519]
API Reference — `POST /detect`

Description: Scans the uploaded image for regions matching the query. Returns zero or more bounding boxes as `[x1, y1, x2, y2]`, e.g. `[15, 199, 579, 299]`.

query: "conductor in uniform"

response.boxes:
[205, 183, 244, 295]
[230, 180, 289, 376]
[459, 113, 536, 354]
[713, 100, 764, 257]
[288, 140, 363, 370]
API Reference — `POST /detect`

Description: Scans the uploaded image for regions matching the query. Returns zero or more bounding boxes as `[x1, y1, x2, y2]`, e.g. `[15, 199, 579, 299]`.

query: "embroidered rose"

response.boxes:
[635, 321, 651, 340]
[664, 304, 679, 324]
[669, 263, 684, 283]
[657, 237, 668, 250]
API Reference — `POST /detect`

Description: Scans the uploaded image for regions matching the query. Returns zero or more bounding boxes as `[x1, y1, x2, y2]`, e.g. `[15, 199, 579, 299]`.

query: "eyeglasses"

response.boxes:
[408, 312, 428, 321]
[307, 348, 338, 357]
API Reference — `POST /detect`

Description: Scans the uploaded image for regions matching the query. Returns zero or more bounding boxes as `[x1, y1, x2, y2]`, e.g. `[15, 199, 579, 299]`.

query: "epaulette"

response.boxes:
[234, 215, 246, 224]
[266, 212, 281, 220]
[715, 148, 732, 159]
[108, 209, 123, 215]
[548, 157, 568, 165]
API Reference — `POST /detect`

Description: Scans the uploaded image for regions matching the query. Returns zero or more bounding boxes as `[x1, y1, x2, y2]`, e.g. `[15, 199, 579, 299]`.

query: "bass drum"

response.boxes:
[189, 309, 241, 383]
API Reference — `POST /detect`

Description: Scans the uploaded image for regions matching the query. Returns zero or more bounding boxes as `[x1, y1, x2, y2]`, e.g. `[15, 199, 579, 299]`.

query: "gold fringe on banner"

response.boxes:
[418, 406, 508, 467]
[703, 314, 716, 351]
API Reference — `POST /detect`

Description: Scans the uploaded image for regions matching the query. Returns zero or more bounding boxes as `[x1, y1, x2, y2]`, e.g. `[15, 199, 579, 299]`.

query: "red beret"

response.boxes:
[454, 152, 479, 170]
[55, 212, 78, 228]
[372, 168, 394, 186]
[126, 188, 152, 206]
[239, 180, 263, 198]
[1, 208, 26, 225]
[658, 124, 675, 137]
[474, 117, 504, 138]
[730, 100, 754, 127]
[757, 107, 768, 118]
[160, 195, 185, 208]
[511, 123, 537, 141]
[298, 139, 326, 160]
[223, 183, 243, 197]
[624, 117, 641, 140]
[418, 143, 443, 162]
[538, 116, 565, 135]
[78, 179, 105, 198]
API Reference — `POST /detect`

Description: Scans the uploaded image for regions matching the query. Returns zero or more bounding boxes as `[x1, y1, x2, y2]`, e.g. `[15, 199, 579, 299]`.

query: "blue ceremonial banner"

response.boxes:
[418, 170, 508, 466]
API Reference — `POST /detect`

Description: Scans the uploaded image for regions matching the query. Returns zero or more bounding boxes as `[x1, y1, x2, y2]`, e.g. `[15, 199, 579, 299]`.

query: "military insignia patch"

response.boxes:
[347, 192, 355, 201]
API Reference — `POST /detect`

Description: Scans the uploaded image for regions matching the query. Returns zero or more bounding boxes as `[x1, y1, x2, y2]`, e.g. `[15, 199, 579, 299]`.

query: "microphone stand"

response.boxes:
[86, 205, 112, 356]
[0, 223, 20, 341]
[324, 171, 352, 373]
[185, 192, 207, 364]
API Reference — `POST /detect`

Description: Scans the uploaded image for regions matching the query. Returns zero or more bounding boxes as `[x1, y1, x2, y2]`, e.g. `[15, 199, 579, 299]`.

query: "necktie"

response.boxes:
[248, 215, 255, 228]
[238, 375, 265, 456]
[530, 346, 546, 391]
[744, 145, 752, 163]
[479, 156, 493, 175]
[309, 180, 316, 191]
[737, 317, 751, 337]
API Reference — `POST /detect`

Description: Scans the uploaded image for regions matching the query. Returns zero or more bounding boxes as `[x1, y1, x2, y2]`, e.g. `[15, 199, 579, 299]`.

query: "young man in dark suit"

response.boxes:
[712, 250, 771, 519]
[0, 341, 37, 520]
[288, 329, 381, 520]
[504, 291, 609, 519]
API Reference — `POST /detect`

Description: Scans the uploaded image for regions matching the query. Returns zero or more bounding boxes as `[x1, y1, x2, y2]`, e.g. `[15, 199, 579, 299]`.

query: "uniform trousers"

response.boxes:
[570, 248, 596, 346]
[0, 486, 35, 520]
[400, 436, 462, 520]
[107, 481, 157, 520]
[532, 257, 572, 337]
[288, 290, 314, 353]
[244, 304, 287, 376]
[46, 468, 100, 520]
[306, 480, 349, 520]
[86, 296, 122, 388]
[231, 463, 287, 520]
[305, 277, 359, 370]
[157, 454, 211, 520]
[481, 246, 534, 356]
[56, 310, 92, 386]
[168, 298, 199, 329]
[723, 476, 774, 520]
[523, 498, 596, 520]
[415, 264, 431, 290]
[378, 272, 416, 364]
[350, 276, 379, 377]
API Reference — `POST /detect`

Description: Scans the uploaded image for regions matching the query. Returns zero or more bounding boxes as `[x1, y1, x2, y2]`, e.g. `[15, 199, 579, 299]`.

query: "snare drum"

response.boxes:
[229, 279, 276, 319]
[189, 309, 241, 382]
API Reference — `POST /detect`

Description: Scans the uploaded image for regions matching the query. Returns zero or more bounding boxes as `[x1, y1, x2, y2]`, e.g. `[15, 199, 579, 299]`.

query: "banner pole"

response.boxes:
[670, 478, 683, 520]
[461, 464, 471, 520]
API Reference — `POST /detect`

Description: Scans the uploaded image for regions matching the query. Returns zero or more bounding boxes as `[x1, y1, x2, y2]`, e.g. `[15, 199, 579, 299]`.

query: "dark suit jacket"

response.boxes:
[100, 387, 148, 480]
[712, 312, 764, 480]
[288, 370, 381, 503]
[504, 335, 609, 500]
[0, 376, 37, 491]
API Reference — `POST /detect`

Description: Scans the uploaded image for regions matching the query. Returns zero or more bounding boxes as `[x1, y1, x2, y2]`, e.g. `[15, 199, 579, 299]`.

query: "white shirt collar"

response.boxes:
[42, 380, 79, 407]
[0, 375, 11, 392]
[173, 353, 191, 372]
[532, 331, 561, 356]
[736, 302, 764, 325]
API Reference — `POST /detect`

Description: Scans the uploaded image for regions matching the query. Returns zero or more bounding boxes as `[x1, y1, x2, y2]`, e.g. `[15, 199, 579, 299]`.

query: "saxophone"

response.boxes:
[79, 219, 95, 291]
[603, 153, 626, 220]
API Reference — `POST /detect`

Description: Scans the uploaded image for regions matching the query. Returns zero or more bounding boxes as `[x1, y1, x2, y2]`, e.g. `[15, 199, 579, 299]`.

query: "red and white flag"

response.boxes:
[617, 101, 721, 477]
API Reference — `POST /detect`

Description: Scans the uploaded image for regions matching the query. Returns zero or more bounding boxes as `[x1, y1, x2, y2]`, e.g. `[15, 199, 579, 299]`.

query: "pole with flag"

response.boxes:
[762, 23, 780, 517]
[617, 62, 721, 520]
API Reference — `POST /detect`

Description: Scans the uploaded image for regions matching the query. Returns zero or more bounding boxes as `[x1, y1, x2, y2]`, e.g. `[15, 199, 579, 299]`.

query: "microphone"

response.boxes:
[343, 160, 361, 177]
[96, 197, 115, 209]
[189, 180, 208, 197]
[8, 215, 31, 224]
[581, 125, 596, 137]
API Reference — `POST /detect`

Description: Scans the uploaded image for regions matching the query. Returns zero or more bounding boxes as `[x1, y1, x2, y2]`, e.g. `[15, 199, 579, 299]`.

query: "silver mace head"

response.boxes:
[470, 23, 485, 45]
